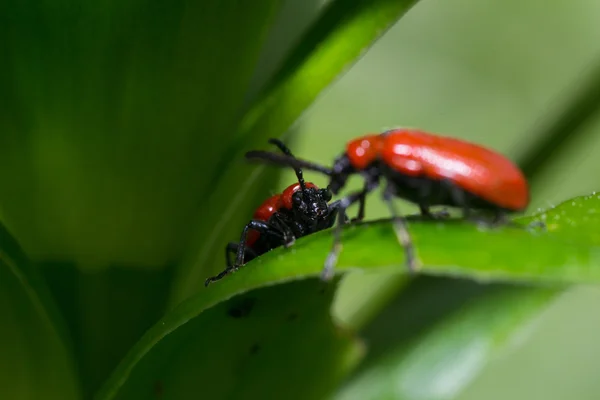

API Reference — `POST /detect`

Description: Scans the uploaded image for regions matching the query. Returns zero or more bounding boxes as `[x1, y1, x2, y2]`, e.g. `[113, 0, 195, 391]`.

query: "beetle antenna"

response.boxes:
[245, 151, 333, 177]
[268, 138, 306, 191]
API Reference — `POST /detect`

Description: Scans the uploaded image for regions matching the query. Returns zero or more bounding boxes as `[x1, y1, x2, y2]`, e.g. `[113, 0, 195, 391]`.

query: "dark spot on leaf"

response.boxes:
[228, 297, 256, 318]
[287, 312, 298, 321]
[154, 380, 163, 397]
[249, 343, 261, 354]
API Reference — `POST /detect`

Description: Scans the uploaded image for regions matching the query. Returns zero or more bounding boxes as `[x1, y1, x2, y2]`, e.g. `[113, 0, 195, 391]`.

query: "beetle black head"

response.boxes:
[290, 186, 333, 223]
[267, 138, 334, 223]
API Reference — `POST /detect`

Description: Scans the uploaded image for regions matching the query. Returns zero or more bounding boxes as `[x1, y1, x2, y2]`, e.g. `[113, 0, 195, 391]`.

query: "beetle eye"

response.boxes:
[321, 188, 332, 201]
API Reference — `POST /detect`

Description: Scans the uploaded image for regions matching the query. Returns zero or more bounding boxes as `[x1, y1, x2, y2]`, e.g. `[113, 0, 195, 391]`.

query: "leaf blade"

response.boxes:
[99, 193, 597, 399]
[334, 284, 560, 400]
[96, 279, 364, 400]
[193, 193, 600, 291]
[0, 0, 283, 266]
[0, 224, 81, 399]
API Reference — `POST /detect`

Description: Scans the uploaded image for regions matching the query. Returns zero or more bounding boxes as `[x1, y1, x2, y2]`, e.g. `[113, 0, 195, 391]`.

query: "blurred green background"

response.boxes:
[275, 0, 600, 398]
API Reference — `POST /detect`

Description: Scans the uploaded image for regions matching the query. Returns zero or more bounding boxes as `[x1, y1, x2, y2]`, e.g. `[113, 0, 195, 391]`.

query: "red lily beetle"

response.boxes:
[245, 128, 530, 280]
[205, 139, 347, 286]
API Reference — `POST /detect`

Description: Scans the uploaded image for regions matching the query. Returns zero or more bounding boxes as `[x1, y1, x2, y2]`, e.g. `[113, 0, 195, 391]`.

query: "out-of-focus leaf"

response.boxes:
[333, 284, 559, 400]
[0, 224, 80, 399]
[333, 272, 410, 329]
[0, 1, 288, 395]
[517, 57, 600, 184]
[0, 0, 282, 266]
[41, 262, 174, 397]
[235, 0, 421, 146]
[169, 0, 422, 306]
[95, 279, 363, 400]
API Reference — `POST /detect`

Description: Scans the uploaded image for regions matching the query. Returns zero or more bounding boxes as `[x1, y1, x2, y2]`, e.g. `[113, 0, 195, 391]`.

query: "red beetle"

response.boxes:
[205, 139, 346, 286]
[241, 180, 325, 249]
[245, 128, 530, 280]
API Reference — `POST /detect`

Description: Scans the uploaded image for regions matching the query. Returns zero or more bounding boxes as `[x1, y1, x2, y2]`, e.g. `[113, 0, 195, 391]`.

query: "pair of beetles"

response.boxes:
[205, 128, 530, 286]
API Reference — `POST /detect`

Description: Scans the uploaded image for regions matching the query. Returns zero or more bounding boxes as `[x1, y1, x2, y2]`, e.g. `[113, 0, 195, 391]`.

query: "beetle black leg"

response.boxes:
[205, 269, 232, 287]
[382, 186, 418, 273]
[225, 242, 257, 268]
[208, 243, 261, 286]
[208, 242, 259, 286]
[440, 179, 471, 219]
[327, 200, 349, 225]
[322, 186, 375, 282]
[234, 220, 285, 266]
[351, 190, 367, 223]
[205, 220, 285, 287]
[415, 180, 450, 220]
[419, 204, 432, 217]
[269, 213, 297, 247]
[442, 178, 511, 228]
[492, 210, 507, 225]
[417, 179, 433, 217]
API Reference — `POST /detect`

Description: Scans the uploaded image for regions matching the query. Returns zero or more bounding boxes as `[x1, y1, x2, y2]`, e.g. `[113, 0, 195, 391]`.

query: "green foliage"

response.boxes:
[0, 0, 282, 266]
[97, 278, 364, 400]
[0, 225, 80, 399]
[1, 0, 600, 399]
[334, 286, 559, 400]
[186, 194, 600, 290]
[95, 194, 596, 399]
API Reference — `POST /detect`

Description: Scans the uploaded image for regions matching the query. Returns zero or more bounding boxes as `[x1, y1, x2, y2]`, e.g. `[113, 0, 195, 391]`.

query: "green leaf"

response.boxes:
[98, 193, 597, 399]
[184, 194, 600, 295]
[236, 0, 421, 145]
[0, 0, 282, 266]
[0, 1, 287, 394]
[96, 278, 364, 400]
[516, 58, 600, 183]
[170, 0, 423, 306]
[41, 262, 175, 398]
[332, 183, 596, 399]
[333, 283, 559, 400]
[0, 224, 80, 399]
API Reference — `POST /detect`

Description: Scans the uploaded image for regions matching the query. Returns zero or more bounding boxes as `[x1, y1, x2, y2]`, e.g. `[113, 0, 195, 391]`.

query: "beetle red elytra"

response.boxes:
[205, 139, 348, 286]
[245, 128, 530, 280]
